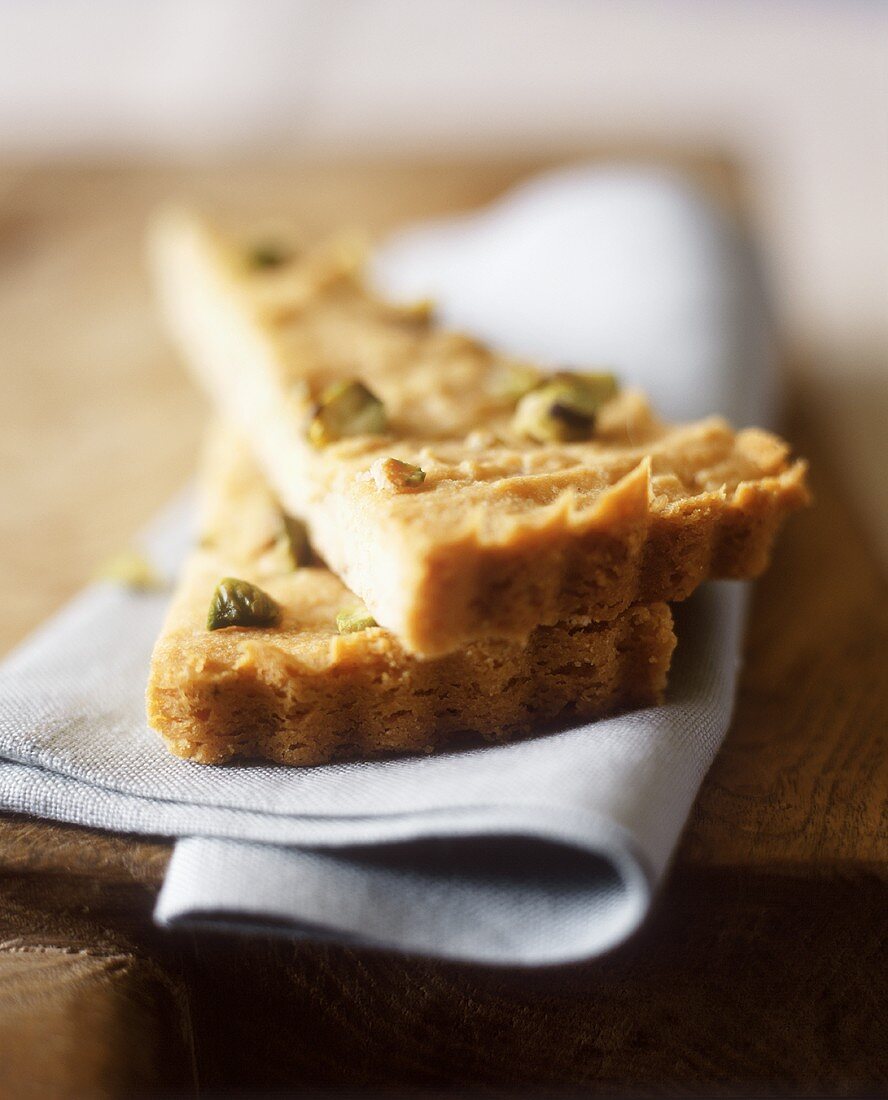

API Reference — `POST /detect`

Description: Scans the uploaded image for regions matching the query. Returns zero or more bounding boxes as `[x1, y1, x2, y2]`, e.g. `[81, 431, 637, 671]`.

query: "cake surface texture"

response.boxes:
[146, 431, 676, 766]
[150, 211, 809, 657]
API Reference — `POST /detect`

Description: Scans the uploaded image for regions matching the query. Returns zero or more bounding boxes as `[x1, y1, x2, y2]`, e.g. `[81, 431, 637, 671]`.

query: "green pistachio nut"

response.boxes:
[513, 372, 619, 443]
[248, 242, 290, 270]
[207, 577, 280, 630]
[378, 457, 426, 491]
[490, 360, 544, 401]
[96, 550, 163, 591]
[551, 370, 619, 411]
[279, 514, 312, 568]
[512, 381, 594, 443]
[307, 379, 388, 447]
[335, 605, 378, 634]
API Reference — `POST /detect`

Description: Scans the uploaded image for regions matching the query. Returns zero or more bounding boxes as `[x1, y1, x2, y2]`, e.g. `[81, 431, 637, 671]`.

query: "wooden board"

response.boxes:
[0, 159, 885, 1097]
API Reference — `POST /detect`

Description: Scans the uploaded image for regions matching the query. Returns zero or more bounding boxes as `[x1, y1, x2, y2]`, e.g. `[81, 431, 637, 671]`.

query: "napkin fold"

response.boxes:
[0, 165, 773, 965]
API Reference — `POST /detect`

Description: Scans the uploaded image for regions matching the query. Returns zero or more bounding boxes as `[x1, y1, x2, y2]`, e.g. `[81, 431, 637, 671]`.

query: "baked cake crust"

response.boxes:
[150, 211, 808, 657]
[146, 431, 676, 766]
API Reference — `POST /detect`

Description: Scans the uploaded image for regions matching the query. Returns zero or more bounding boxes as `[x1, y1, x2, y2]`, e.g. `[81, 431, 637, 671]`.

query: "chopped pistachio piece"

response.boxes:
[335, 605, 378, 634]
[307, 379, 388, 447]
[96, 550, 164, 591]
[247, 242, 291, 270]
[372, 457, 426, 492]
[512, 371, 619, 443]
[279, 514, 312, 567]
[513, 380, 593, 443]
[551, 370, 619, 410]
[207, 577, 280, 630]
[490, 360, 544, 401]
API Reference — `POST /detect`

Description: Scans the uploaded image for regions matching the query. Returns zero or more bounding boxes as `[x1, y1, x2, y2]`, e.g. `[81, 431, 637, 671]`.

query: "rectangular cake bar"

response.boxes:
[146, 430, 676, 766]
[150, 211, 808, 658]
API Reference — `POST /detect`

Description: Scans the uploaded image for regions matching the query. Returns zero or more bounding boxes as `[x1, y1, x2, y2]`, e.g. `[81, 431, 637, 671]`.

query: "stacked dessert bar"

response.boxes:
[146, 211, 808, 766]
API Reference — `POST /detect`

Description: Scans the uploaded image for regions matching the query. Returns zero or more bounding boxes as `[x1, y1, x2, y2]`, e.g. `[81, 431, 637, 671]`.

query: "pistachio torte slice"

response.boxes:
[146, 428, 676, 766]
[150, 210, 808, 658]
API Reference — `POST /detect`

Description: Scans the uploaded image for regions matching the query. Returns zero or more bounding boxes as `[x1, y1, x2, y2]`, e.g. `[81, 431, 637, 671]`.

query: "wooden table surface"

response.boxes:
[0, 157, 885, 1099]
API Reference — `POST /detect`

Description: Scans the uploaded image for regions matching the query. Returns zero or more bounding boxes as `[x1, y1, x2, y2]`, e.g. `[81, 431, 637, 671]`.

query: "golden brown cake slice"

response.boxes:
[149, 210, 808, 658]
[146, 430, 676, 766]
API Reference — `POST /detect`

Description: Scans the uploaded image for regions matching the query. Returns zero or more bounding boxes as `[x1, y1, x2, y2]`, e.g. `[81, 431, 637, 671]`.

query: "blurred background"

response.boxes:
[1, 0, 885, 603]
[2, 1, 884, 356]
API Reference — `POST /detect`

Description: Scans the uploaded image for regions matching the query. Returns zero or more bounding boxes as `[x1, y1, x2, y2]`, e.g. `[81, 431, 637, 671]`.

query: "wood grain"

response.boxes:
[0, 158, 885, 1096]
[0, 949, 195, 1100]
[682, 391, 888, 871]
[174, 870, 886, 1095]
